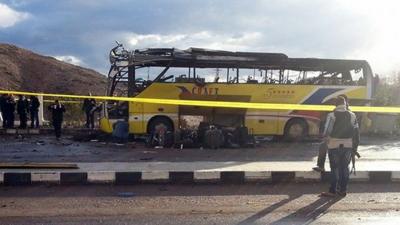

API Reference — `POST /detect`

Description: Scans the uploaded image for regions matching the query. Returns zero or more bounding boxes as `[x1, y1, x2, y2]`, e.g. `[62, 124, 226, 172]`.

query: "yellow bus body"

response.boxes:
[100, 83, 367, 136]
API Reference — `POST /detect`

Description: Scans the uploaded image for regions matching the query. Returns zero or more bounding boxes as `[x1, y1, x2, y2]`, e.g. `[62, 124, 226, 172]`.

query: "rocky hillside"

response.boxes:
[0, 43, 107, 95]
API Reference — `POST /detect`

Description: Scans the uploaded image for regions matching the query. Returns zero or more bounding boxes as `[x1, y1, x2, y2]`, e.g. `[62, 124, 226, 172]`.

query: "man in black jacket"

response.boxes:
[17, 95, 29, 129]
[82, 97, 96, 129]
[29, 95, 40, 128]
[48, 100, 66, 140]
[4, 95, 16, 128]
[0, 94, 6, 128]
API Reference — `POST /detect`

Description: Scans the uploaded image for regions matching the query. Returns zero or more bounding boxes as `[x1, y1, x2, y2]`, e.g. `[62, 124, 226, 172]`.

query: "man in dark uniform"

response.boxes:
[17, 95, 29, 129]
[5, 94, 16, 128]
[0, 94, 6, 128]
[29, 95, 40, 128]
[82, 96, 96, 129]
[48, 100, 66, 140]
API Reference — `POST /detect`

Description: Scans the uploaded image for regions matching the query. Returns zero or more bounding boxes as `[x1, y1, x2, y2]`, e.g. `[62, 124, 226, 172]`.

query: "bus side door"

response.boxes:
[129, 102, 144, 134]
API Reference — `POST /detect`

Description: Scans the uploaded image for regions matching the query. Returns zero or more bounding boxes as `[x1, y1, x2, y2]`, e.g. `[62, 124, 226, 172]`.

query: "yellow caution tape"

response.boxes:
[1, 90, 399, 113]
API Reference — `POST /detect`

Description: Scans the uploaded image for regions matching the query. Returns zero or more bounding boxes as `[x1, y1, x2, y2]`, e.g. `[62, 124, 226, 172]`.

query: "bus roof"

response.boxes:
[130, 48, 288, 68]
[285, 58, 370, 72]
[113, 47, 371, 72]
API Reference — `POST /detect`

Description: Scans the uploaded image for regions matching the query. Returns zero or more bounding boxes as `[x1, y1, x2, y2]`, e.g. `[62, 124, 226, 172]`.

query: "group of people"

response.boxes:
[47, 97, 98, 140]
[0, 94, 99, 141]
[313, 94, 360, 198]
[0, 94, 40, 129]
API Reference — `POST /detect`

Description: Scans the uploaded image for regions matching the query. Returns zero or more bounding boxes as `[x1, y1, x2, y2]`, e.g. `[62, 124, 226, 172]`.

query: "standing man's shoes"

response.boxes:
[312, 167, 325, 172]
[320, 192, 336, 197]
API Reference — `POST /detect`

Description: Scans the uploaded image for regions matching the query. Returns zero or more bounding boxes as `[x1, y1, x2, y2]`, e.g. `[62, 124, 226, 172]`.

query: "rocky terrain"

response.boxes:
[0, 43, 107, 95]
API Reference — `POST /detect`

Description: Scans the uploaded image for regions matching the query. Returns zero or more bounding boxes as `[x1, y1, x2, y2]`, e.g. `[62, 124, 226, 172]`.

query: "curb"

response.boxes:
[0, 128, 95, 135]
[0, 129, 40, 135]
[0, 171, 397, 186]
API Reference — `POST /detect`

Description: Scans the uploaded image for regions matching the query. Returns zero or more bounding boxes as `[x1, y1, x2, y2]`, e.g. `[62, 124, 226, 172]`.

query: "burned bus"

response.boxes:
[100, 43, 374, 142]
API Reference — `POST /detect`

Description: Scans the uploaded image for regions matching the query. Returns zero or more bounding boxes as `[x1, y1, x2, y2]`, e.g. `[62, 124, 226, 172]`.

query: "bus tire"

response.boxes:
[147, 116, 174, 147]
[147, 116, 174, 134]
[284, 118, 308, 142]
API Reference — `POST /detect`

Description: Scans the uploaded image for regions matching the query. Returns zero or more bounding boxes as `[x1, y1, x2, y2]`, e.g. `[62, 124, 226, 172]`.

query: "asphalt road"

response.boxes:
[1, 183, 400, 225]
[1, 134, 399, 163]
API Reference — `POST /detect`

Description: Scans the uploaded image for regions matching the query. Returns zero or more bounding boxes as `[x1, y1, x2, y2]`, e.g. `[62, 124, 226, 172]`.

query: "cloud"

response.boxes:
[125, 31, 263, 51]
[2, 0, 400, 75]
[0, 3, 29, 28]
[128, 34, 186, 46]
[54, 55, 83, 66]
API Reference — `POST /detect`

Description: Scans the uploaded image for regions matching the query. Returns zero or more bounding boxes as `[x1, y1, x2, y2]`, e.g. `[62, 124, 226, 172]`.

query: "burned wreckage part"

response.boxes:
[172, 123, 255, 149]
[203, 125, 255, 149]
[147, 122, 255, 149]
[174, 128, 200, 149]
[146, 123, 174, 148]
[204, 125, 224, 149]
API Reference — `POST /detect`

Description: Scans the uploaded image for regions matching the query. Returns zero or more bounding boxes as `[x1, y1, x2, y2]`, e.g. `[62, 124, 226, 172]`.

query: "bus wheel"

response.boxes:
[147, 117, 174, 147]
[284, 119, 308, 142]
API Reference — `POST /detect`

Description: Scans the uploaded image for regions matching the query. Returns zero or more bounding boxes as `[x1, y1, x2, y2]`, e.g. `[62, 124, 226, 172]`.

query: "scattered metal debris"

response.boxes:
[139, 157, 154, 161]
[35, 140, 45, 146]
[117, 192, 136, 197]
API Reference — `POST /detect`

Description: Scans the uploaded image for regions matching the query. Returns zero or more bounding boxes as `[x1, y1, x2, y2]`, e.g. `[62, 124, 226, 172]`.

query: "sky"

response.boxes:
[1, 0, 400, 76]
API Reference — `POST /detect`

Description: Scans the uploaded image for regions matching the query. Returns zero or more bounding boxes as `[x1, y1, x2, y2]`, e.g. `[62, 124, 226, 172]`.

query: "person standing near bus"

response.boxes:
[29, 95, 40, 128]
[313, 94, 350, 172]
[17, 95, 29, 129]
[0, 94, 6, 128]
[4, 94, 16, 128]
[82, 95, 96, 129]
[48, 100, 66, 140]
[321, 96, 359, 197]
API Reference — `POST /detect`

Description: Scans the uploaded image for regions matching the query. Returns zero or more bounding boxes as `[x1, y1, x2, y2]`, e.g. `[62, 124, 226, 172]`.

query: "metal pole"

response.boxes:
[38, 95, 44, 126]
[128, 65, 136, 97]
[227, 68, 229, 83]
[279, 69, 283, 84]
[236, 68, 239, 83]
